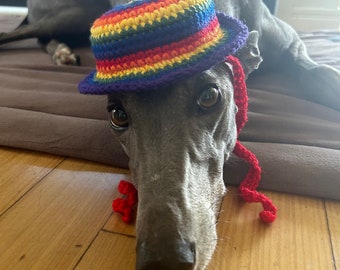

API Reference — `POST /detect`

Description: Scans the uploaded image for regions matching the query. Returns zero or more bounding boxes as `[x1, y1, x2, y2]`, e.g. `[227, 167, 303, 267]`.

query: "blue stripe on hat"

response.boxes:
[91, 0, 215, 60]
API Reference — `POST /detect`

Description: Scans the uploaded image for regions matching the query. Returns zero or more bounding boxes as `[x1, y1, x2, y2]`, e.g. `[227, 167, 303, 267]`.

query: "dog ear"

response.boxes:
[235, 30, 263, 79]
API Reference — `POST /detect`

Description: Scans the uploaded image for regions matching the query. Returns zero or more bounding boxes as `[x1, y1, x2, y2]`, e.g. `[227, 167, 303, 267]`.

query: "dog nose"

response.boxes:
[138, 262, 194, 270]
[136, 239, 195, 270]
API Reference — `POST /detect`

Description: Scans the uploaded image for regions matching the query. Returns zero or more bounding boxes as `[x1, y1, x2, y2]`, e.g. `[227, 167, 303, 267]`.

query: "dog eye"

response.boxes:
[109, 107, 129, 130]
[197, 87, 220, 109]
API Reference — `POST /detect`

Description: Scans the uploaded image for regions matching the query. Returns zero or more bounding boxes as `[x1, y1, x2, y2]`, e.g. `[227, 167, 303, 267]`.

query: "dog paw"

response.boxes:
[53, 43, 80, 66]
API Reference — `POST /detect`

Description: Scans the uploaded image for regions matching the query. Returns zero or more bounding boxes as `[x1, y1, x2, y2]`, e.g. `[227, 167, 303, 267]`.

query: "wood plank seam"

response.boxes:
[101, 228, 136, 240]
[73, 226, 103, 270]
[72, 194, 132, 269]
[0, 156, 65, 218]
[324, 200, 338, 270]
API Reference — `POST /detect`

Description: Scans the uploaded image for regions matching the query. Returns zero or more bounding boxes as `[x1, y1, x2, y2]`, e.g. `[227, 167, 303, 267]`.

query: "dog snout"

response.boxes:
[136, 239, 196, 270]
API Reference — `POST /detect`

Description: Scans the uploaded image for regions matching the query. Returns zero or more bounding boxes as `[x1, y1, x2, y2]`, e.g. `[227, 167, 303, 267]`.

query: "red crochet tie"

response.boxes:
[112, 180, 138, 223]
[227, 55, 277, 223]
[112, 56, 277, 224]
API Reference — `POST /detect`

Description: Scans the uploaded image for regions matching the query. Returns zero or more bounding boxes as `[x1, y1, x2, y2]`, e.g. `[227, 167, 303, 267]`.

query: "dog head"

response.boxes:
[78, 0, 262, 268]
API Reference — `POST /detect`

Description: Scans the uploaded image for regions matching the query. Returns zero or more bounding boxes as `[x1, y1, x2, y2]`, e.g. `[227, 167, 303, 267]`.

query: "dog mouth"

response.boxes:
[131, 160, 224, 270]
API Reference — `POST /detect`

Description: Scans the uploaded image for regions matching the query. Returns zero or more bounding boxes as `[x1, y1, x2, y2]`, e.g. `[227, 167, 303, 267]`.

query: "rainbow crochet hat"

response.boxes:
[78, 0, 248, 94]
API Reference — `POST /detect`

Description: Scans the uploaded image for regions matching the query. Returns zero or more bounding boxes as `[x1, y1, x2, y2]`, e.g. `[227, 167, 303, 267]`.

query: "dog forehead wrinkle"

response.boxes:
[107, 63, 232, 115]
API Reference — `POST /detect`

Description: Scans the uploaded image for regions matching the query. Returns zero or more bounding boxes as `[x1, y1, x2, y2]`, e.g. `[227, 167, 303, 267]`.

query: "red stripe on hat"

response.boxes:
[96, 16, 221, 75]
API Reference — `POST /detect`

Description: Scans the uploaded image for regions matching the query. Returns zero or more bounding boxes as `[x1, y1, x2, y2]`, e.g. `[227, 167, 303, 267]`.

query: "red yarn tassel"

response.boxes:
[233, 141, 277, 223]
[227, 55, 277, 223]
[112, 180, 138, 223]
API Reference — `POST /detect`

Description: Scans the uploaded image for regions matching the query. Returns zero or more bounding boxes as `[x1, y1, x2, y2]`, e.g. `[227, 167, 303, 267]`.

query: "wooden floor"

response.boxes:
[0, 146, 339, 270]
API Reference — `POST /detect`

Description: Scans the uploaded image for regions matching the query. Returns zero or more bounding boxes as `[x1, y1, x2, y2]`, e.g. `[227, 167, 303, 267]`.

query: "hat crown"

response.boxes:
[91, 0, 217, 60]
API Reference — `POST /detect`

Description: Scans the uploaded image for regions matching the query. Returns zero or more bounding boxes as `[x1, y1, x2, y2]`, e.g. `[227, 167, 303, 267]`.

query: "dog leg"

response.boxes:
[0, 19, 79, 66]
[282, 38, 340, 111]
[253, 10, 340, 111]
[0, 23, 40, 45]
[299, 65, 340, 111]
[42, 39, 80, 66]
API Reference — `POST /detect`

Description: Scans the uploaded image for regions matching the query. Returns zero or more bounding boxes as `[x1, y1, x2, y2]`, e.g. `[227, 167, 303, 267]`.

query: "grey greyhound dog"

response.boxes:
[2, 1, 340, 270]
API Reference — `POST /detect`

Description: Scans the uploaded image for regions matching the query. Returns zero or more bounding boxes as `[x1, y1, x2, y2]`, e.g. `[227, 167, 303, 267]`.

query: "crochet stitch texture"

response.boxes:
[78, 0, 248, 94]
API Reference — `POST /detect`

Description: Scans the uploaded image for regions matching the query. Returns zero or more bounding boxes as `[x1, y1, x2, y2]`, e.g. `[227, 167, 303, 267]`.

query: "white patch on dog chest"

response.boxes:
[150, 174, 160, 182]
